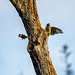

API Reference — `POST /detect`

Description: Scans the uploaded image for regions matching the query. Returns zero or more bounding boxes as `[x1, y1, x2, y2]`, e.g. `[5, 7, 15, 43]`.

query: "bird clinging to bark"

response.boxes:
[18, 23, 63, 40]
[18, 34, 28, 40]
[45, 23, 63, 36]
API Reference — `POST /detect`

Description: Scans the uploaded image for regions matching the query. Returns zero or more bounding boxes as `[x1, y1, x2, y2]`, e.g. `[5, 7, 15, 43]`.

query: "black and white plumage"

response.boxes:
[18, 34, 28, 39]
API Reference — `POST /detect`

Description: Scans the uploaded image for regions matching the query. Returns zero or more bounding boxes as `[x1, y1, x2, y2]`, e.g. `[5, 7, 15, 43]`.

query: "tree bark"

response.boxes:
[9, 0, 57, 75]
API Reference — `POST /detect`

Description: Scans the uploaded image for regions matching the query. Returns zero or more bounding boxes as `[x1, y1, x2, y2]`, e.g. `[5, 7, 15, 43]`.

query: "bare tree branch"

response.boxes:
[10, 0, 57, 75]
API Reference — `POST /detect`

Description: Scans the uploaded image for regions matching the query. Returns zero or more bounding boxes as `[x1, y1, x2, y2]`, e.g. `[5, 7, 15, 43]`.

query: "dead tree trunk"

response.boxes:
[9, 0, 57, 75]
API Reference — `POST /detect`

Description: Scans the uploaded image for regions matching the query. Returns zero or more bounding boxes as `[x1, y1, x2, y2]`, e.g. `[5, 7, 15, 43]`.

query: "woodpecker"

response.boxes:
[19, 23, 63, 39]
[45, 23, 63, 36]
[18, 34, 27, 40]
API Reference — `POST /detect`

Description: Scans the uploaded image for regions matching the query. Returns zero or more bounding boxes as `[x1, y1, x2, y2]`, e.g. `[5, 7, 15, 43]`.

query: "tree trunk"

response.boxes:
[9, 0, 57, 75]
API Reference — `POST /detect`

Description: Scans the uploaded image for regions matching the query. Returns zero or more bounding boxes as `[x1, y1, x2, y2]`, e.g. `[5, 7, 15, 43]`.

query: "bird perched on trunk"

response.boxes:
[45, 23, 63, 36]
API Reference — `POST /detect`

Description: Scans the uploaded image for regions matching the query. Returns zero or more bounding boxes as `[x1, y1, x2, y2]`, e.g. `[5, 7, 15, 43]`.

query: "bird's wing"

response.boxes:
[51, 27, 63, 35]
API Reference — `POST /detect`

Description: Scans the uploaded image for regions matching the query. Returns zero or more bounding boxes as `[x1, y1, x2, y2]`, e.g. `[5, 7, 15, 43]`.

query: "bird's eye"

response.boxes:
[47, 24, 49, 26]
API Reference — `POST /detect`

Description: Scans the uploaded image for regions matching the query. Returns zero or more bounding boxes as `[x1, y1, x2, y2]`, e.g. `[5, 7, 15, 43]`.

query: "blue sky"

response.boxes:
[0, 0, 75, 75]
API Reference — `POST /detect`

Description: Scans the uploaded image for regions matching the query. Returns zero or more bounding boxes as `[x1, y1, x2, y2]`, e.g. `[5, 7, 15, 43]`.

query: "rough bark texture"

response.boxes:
[9, 0, 57, 75]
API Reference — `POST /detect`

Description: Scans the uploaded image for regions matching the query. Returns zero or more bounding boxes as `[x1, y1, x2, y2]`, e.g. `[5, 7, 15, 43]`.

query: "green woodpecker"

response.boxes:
[45, 23, 63, 36]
